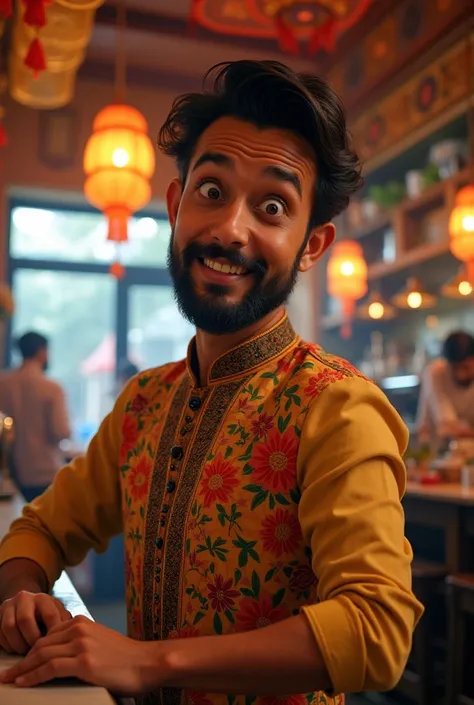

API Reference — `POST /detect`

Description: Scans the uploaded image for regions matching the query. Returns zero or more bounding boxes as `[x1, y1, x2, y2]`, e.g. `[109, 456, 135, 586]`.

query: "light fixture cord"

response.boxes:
[115, 0, 127, 103]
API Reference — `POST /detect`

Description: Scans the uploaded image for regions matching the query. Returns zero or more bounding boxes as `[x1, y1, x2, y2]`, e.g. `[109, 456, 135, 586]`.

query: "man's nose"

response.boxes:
[209, 198, 250, 249]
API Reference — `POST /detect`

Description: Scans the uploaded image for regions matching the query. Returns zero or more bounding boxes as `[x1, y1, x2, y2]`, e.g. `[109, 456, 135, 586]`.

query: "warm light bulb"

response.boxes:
[462, 215, 474, 232]
[340, 261, 355, 276]
[407, 291, 422, 308]
[112, 148, 129, 168]
[368, 302, 384, 319]
[458, 280, 473, 296]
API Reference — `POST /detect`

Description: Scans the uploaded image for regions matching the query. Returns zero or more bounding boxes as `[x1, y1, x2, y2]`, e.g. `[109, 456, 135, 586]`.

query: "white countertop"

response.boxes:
[0, 494, 119, 705]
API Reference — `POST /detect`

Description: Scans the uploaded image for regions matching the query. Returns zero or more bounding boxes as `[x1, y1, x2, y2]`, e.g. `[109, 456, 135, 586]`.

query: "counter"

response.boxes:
[405, 480, 474, 506]
[0, 495, 126, 705]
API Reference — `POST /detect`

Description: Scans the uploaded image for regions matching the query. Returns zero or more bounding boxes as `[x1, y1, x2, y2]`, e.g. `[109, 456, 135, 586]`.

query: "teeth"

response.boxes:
[203, 258, 246, 275]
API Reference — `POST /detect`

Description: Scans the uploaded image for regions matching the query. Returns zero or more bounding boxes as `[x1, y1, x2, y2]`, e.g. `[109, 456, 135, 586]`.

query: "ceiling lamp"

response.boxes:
[441, 267, 474, 299]
[83, 104, 155, 243]
[83, 2, 155, 277]
[391, 277, 437, 310]
[449, 185, 474, 284]
[357, 290, 396, 321]
[327, 240, 367, 338]
[190, 0, 372, 56]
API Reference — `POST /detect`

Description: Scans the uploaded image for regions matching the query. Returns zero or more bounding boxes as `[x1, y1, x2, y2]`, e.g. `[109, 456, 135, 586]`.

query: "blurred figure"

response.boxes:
[116, 358, 139, 392]
[0, 332, 70, 502]
[417, 331, 474, 441]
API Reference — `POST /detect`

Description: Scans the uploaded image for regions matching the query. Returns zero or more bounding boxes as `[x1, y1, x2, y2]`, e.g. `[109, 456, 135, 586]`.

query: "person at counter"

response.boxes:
[0, 61, 422, 702]
[417, 331, 474, 442]
[0, 331, 70, 502]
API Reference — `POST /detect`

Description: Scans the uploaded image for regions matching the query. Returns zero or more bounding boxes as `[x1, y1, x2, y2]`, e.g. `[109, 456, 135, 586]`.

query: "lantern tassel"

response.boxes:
[22, 0, 48, 28]
[275, 16, 300, 56]
[24, 38, 47, 77]
[0, 0, 12, 18]
[109, 260, 125, 280]
[0, 122, 7, 148]
[308, 17, 337, 56]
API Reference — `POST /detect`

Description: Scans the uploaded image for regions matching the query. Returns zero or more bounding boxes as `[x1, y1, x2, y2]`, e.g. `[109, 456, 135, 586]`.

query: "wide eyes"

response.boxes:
[197, 180, 287, 217]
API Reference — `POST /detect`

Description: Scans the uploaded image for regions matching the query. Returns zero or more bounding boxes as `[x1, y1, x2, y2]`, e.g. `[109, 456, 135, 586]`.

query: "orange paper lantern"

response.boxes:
[449, 185, 474, 285]
[83, 104, 155, 243]
[327, 240, 367, 338]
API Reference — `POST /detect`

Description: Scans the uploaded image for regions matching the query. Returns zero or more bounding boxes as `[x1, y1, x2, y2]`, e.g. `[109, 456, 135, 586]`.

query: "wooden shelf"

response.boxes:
[368, 241, 449, 280]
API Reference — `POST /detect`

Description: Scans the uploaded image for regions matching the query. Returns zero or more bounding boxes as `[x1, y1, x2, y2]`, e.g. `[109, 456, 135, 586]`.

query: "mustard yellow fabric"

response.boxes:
[0, 315, 423, 705]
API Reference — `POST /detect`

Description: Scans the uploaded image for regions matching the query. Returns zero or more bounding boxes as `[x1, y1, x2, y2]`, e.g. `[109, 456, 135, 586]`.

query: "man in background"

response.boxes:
[0, 331, 70, 502]
[417, 330, 474, 441]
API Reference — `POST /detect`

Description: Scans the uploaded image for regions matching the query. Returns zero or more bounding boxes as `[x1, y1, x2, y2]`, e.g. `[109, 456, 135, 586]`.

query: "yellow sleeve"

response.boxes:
[297, 375, 424, 694]
[0, 382, 131, 590]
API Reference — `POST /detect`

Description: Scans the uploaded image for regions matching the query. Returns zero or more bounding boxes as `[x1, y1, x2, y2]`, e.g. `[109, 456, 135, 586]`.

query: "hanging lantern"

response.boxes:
[441, 267, 474, 299]
[83, 103, 156, 243]
[357, 290, 396, 321]
[327, 240, 367, 338]
[391, 277, 437, 310]
[449, 185, 474, 284]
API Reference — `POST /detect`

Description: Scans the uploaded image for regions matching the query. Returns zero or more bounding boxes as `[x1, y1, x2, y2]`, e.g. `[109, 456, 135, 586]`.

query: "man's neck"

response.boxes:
[195, 307, 286, 386]
[21, 359, 43, 374]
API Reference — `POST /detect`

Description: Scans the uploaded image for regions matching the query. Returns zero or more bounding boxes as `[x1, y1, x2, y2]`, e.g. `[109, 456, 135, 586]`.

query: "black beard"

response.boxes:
[167, 235, 301, 335]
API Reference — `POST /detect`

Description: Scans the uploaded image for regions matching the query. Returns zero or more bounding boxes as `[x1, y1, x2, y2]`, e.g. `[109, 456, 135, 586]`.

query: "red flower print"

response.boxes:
[236, 592, 288, 631]
[237, 397, 252, 415]
[207, 574, 240, 612]
[258, 695, 307, 705]
[260, 508, 302, 558]
[162, 360, 186, 384]
[289, 564, 317, 592]
[169, 625, 200, 639]
[251, 428, 298, 492]
[188, 551, 206, 571]
[127, 455, 153, 501]
[276, 357, 293, 374]
[251, 413, 274, 439]
[130, 393, 148, 414]
[120, 414, 139, 461]
[187, 692, 214, 705]
[199, 456, 240, 508]
[304, 368, 345, 398]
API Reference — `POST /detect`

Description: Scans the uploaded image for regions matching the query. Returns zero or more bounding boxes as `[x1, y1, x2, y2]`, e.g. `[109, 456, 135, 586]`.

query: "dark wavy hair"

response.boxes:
[158, 60, 363, 227]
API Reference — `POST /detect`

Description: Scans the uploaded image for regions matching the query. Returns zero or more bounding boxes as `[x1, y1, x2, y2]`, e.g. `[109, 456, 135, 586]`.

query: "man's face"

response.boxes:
[166, 116, 333, 335]
[451, 357, 474, 387]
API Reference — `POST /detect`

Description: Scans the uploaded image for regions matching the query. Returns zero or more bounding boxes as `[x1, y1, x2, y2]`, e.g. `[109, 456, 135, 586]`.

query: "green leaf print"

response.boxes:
[225, 609, 235, 624]
[228, 695, 236, 705]
[269, 494, 275, 510]
[251, 571, 260, 597]
[234, 569, 242, 585]
[119, 464, 130, 476]
[272, 588, 286, 607]
[243, 484, 261, 493]
[290, 488, 301, 504]
[260, 371, 278, 386]
[185, 539, 191, 554]
[294, 426, 302, 438]
[225, 446, 233, 459]
[285, 385, 299, 396]
[245, 696, 256, 705]
[138, 376, 151, 387]
[240, 588, 255, 598]
[275, 493, 290, 506]
[233, 534, 260, 568]
[193, 612, 206, 625]
[251, 490, 268, 511]
[265, 567, 278, 582]
[301, 362, 314, 370]
[139, 506, 145, 519]
[227, 424, 238, 435]
[278, 414, 291, 433]
[213, 612, 223, 635]
[196, 536, 228, 562]
[242, 463, 254, 475]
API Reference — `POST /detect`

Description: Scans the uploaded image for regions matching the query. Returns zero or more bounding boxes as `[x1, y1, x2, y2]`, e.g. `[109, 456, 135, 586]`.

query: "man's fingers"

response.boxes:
[15, 596, 42, 647]
[37, 596, 66, 631]
[0, 607, 29, 654]
[15, 657, 79, 687]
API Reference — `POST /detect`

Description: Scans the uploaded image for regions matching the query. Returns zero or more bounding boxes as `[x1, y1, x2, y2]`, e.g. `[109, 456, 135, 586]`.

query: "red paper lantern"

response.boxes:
[327, 240, 367, 338]
[449, 185, 474, 285]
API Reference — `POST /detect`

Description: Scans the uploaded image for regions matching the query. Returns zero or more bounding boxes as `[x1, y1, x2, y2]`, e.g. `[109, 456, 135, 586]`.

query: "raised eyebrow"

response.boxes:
[192, 152, 234, 172]
[263, 165, 302, 199]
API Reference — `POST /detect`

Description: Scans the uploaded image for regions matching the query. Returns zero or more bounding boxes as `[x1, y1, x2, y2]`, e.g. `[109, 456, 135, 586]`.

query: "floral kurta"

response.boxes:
[0, 314, 423, 705]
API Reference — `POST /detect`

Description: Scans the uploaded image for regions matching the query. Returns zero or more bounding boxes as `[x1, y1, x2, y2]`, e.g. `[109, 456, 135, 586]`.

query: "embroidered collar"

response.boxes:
[186, 314, 298, 384]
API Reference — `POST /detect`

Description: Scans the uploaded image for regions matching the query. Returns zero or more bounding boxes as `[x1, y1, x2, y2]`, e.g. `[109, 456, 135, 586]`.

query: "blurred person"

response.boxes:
[0, 332, 70, 502]
[0, 61, 422, 702]
[417, 331, 474, 441]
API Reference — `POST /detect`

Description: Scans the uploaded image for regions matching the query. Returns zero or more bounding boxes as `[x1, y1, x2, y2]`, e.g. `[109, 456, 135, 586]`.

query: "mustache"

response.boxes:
[181, 242, 267, 278]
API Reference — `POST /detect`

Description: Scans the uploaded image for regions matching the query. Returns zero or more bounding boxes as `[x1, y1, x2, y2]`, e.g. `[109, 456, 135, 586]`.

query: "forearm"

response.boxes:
[0, 558, 48, 603]
[161, 614, 331, 696]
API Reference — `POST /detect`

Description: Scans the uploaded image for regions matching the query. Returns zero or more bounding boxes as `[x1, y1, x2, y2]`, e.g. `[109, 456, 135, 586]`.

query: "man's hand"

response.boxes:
[0, 616, 161, 695]
[0, 591, 71, 655]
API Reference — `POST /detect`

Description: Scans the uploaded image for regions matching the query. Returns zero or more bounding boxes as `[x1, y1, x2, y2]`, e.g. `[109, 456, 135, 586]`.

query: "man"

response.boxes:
[417, 331, 474, 441]
[0, 331, 70, 502]
[0, 61, 422, 703]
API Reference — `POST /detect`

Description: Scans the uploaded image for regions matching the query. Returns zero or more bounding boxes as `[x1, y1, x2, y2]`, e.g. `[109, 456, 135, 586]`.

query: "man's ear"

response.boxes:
[298, 223, 336, 273]
[166, 178, 183, 229]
